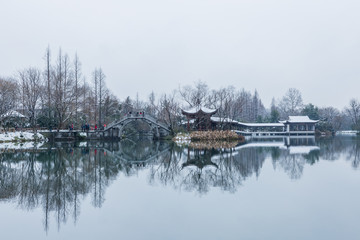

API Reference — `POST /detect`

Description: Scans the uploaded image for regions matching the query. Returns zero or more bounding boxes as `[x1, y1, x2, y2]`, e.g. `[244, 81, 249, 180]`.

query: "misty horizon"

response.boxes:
[1, 0, 359, 110]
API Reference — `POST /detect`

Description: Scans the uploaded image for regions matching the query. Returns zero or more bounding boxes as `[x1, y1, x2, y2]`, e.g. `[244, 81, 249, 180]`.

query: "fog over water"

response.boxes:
[1, 0, 360, 109]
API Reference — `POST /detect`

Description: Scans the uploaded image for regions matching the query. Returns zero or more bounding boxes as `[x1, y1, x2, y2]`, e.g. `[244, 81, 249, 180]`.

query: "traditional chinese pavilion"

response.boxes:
[280, 116, 319, 135]
[181, 107, 218, 131]
[237, 116, 318, 136]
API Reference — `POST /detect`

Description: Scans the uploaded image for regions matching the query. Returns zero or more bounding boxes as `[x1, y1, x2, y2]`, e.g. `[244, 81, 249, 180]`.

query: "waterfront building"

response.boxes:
[181, 107, 218, 131]
[237, 116, 318, 136]
[280, 116, 318, 135]
[180, 107, 318, 136]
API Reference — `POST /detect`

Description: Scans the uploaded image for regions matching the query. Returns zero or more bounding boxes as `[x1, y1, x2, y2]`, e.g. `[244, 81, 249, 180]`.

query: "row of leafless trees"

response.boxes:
[135, 81, 359, 132]
[0, 47, 120, 130]
[1, 47, 360, 131]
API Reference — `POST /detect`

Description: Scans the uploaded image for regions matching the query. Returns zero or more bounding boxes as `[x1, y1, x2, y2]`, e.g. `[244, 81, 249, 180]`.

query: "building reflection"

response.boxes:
[0, 136, 359, 231]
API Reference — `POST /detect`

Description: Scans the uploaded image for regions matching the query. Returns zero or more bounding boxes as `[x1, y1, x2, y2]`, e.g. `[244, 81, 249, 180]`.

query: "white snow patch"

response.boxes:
[0, 110, 26, 119]
[78, 132, 87, 137]
[0, 141, 45, 150]
[173, 133, 191, 145]
[0, 131, 46, 142]
[181, 107, 217, 114]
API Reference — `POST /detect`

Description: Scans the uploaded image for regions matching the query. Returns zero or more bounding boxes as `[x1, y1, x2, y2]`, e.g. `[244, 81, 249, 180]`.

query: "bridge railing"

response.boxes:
[142, 115, 170, 131]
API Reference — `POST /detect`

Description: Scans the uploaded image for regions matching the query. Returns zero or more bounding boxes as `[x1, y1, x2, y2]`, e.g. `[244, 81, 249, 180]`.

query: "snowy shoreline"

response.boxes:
[0, 131, 46, 143]
[0, 132, 47, 150]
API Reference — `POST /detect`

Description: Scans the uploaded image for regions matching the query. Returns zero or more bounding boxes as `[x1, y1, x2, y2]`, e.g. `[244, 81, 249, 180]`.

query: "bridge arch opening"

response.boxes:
[103, 112, 171, 139]
[120, 120, 156, 138]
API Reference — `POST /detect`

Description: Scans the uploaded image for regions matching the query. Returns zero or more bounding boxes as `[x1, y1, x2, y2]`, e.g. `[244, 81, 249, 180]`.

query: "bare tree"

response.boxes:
[102, 92, 120, 124]
[346, 99, 360, 130]
[207, 87, 234, 128]
[0, 77, 19, 116]
[73, 53, 82, 128]
[92, 68, 107, 127]
[319, 106, 343, 131]
[159, 91, 181, 133]
[146, 91, 157, 117]
[53, 49, 75, 130]
[121, 96, 133, 115]
[278, 88, 303, 118]
[0, 78, 19, 131]
[81, 80, 94, 124]
[98, 68, 106, 127]
[92, 67, 108, 127]
[18, 68, 42, 129]
[92, 69, 98, 125]
[179, 80, 209, 108]
[44, 46, 52, 118]
[232, 89, 253, 122]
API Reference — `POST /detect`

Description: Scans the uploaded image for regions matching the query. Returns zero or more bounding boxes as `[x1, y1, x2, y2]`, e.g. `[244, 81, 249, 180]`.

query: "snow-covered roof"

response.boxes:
[0, 131, 45, 143]
[210, 117, 239, 124]
[280, 116, 318, 123]
[180, 114, 317, 127]
[238, 122, 285, 127]
[182, 115, 285, 127]
[0, 110, 26, 119]
[181, 106, 217, 115]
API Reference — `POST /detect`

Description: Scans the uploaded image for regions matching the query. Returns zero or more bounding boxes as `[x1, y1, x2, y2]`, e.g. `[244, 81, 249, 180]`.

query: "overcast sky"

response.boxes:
[1, 0, 359, 109]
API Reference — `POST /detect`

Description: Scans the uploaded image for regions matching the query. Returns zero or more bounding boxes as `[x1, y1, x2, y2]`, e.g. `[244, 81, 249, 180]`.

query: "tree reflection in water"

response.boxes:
[0, 136, 359, 231]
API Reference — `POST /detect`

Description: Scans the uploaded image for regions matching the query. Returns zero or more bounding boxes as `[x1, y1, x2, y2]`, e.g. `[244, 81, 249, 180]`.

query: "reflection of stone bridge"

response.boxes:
[102, 140, 172, 164]
[102, 113, 171, 139]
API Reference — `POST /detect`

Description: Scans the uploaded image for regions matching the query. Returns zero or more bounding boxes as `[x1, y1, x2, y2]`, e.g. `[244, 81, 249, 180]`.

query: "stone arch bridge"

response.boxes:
[44, 112, 171, 141]
[100, 112, 171, 139]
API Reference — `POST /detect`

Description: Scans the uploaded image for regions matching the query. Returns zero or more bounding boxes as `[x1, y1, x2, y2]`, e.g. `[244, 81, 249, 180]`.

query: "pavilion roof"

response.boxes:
[181, 106, 218, 116]
[211, 117, 284, 127]
[238, 122, 285, 127]
[210, 116, 239, 124]
[280, 116, 318, 124]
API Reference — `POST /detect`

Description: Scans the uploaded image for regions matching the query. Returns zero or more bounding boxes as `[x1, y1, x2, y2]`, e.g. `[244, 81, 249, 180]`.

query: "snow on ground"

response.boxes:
[0, 131, 46, 142]
[0, 141, 45, 150]
[79, 132, 87, 137]
[173, 133, 191, 145]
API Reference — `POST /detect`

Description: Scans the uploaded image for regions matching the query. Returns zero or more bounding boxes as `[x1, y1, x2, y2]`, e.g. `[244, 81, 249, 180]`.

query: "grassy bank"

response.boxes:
[189, 140, 240, 149]
[189, 130, 244, 142]
[173, 130, 245, 147]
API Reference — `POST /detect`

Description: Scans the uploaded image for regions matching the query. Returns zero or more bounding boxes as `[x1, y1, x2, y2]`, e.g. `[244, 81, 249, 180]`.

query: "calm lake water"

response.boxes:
[1, 136, 360, 240]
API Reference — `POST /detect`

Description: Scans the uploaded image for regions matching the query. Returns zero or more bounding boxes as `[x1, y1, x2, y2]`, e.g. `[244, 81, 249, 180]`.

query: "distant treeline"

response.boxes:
[0, 47, 359, 132]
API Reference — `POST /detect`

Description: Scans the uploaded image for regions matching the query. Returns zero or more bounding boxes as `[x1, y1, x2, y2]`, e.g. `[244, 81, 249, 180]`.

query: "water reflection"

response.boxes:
[0, 136, 359, 231]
